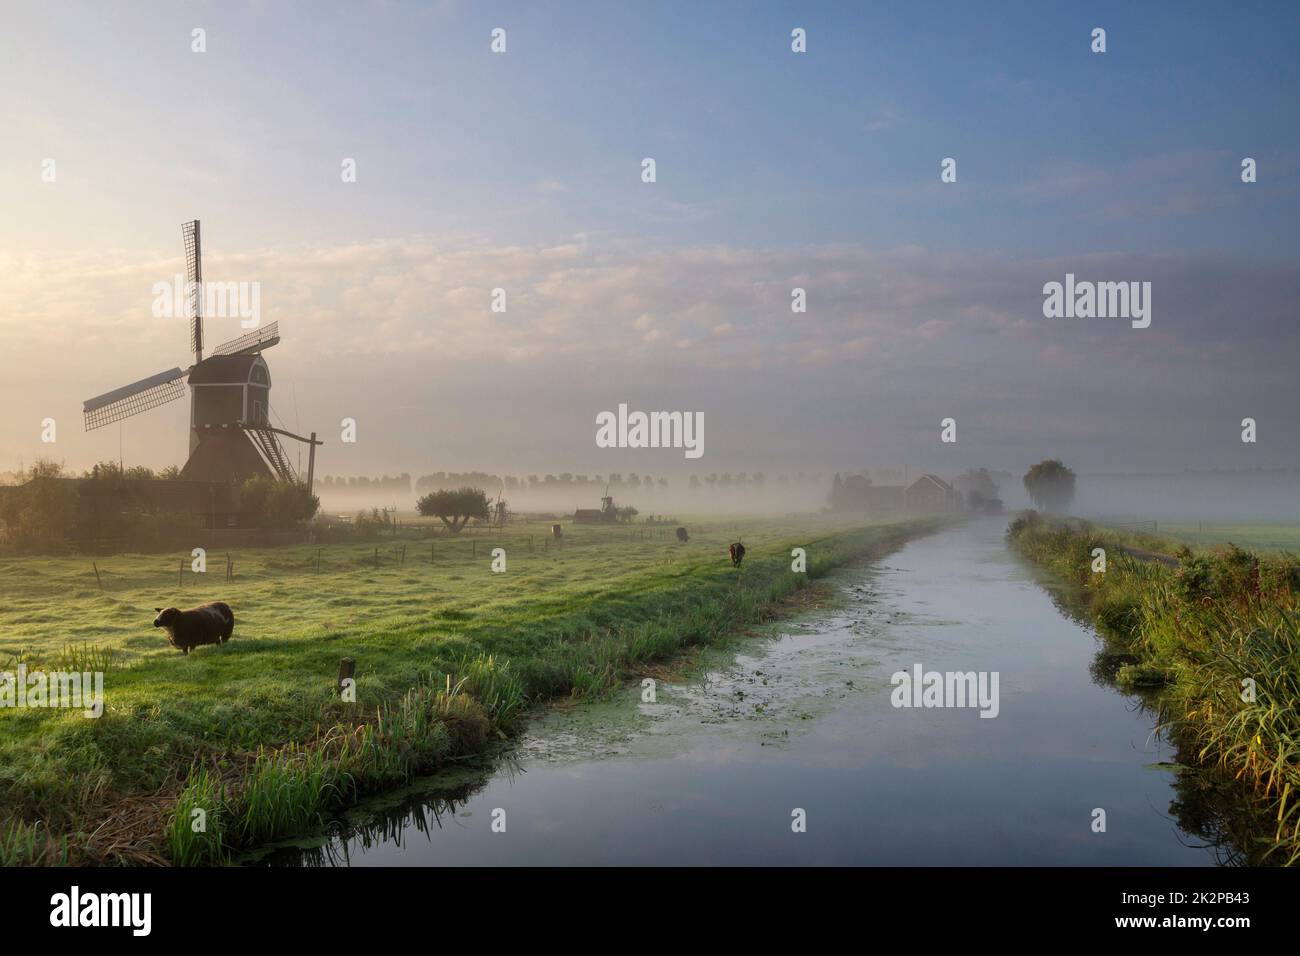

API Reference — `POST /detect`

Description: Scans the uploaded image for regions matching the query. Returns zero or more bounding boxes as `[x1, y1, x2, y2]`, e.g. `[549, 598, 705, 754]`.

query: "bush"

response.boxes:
[353, 507, 394, 539]
[0, 461, 76, 551]
[239, 476, 320, 530]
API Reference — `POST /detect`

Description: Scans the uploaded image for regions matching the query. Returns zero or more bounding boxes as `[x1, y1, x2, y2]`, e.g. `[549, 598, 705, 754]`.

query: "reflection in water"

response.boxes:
[258, 760, 510, 867]
[256, 519, 1269, 867]
[1029, 561, 1277, 867]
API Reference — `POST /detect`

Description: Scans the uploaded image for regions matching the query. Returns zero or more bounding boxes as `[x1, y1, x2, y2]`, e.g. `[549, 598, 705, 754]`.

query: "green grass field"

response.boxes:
[1144, 523, 1300, 554]
[1090, 521, 1300, 558]
[0, 512, 948, 864]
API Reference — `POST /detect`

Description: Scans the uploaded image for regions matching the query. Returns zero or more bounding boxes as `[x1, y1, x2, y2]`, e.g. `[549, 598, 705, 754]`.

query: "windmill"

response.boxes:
[490, 481, 509, 527]
[82, 220, 322, 490]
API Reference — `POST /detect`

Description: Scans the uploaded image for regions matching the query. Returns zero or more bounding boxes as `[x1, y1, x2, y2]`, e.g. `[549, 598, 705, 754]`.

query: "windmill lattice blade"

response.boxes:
[83, 367, 186, 431]
[212, 321, 280, 356]
[182, 220, 203, 357]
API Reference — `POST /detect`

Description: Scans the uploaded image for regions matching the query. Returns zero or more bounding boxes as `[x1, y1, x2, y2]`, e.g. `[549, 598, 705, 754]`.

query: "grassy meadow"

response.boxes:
[1140, 523, 1300, 554]
[1091, 519, 1300, 555]
[0, 512, 949, 864]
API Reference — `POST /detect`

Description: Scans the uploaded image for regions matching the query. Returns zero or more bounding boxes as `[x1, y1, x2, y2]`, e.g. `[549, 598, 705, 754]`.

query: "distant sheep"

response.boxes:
[676, 527, 689, 543]
[154, 602, 234, 655]
[729, 542, 746, 567]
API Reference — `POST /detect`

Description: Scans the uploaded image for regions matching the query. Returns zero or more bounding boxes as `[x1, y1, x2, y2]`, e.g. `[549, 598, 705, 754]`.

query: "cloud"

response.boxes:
[863, 108, 901, 133]
[1014, 148, 1247, 220]
[3, 237, 1296, 375]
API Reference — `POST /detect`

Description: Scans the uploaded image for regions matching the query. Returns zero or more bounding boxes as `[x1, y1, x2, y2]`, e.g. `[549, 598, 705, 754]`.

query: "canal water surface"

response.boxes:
[259, 518, 1219, 866]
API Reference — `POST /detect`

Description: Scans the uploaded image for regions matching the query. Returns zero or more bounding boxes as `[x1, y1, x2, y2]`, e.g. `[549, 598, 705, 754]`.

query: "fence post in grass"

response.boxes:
[92, 561, 103, 592]
[316, 549, 322, 574]
[337, 658, 356, 697]
[402, 544, 407, 566]
[374, 546, 379, 569]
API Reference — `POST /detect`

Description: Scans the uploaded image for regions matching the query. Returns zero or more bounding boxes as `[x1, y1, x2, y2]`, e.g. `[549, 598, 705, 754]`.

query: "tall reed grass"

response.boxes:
[1009, 511, 1300, 863]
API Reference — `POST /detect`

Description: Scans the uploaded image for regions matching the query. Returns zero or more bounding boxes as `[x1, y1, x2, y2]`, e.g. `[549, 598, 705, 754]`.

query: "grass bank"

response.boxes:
[0, 513, 949, 865]
[1007, 511, 1300, 864]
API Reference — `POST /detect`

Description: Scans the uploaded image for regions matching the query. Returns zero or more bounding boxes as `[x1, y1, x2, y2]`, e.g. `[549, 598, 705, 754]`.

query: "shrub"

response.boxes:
[239, 476, 320, 530]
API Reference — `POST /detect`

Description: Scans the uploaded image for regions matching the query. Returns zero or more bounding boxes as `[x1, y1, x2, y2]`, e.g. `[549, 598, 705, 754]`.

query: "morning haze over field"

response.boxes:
[1, 1, 1297, 504]
[4, 0, 1300, 901]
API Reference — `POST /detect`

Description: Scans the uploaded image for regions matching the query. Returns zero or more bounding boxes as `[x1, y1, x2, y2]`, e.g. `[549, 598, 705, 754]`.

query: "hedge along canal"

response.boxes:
[254, 518, 1222, 866]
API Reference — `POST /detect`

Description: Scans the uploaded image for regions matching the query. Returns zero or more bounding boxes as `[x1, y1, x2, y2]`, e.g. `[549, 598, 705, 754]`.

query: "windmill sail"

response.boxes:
[183, 219, 203, 361]
[83, 367, 186, 431]
[212, 321, 280, 357]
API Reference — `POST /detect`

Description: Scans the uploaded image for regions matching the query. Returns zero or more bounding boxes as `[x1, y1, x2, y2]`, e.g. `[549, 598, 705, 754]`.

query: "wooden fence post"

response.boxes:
[337, 658, 356, 696]
[92, 562, 104, 592]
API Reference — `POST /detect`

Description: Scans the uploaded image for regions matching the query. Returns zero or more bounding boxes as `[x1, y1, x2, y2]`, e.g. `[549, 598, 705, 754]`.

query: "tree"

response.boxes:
[0, 460, 76, 550]
[955, 468, 998, 500]
[239, 476, 320, 530]
[416, 486, 489, 534]
[1022, 459, 1076, 513]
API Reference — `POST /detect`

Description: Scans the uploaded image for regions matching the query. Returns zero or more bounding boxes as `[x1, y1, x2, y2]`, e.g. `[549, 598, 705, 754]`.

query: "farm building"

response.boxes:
[830, 472, 963, 514]
[904, 474, 963, 513]
[574, 493, 619, 524]
[829, 474, 905, 512]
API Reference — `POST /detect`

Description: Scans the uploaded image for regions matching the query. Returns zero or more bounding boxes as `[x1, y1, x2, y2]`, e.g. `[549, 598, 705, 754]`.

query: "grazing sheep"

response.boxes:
[153, 602, 234, 655]
[676, 527, 689, 543]
[729, 542, 746, 567]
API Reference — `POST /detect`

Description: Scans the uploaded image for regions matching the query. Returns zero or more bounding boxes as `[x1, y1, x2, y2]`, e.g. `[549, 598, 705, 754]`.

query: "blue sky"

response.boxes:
[1, 1, 1297, 478]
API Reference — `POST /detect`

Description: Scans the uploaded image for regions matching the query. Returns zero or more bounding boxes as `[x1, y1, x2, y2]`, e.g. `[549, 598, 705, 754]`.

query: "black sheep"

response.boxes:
[154, 602, 235, 655]
[676, 527, 689, 543]
[729, 542, 746, 567]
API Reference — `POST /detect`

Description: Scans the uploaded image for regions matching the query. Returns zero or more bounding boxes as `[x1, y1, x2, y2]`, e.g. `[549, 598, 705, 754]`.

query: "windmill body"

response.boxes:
[83, 220, 320, 491]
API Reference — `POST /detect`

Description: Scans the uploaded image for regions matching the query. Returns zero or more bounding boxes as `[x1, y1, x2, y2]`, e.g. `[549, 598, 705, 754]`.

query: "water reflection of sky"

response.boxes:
[262, 519, 1217, 867]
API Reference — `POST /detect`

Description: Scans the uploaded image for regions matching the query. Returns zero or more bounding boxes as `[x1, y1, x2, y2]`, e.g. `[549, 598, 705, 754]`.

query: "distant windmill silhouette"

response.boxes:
[82, 220, 322, 489]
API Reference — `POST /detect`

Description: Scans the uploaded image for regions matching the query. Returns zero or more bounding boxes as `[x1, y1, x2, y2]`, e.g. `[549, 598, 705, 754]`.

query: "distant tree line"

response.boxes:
[318, 471, 830, 496]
